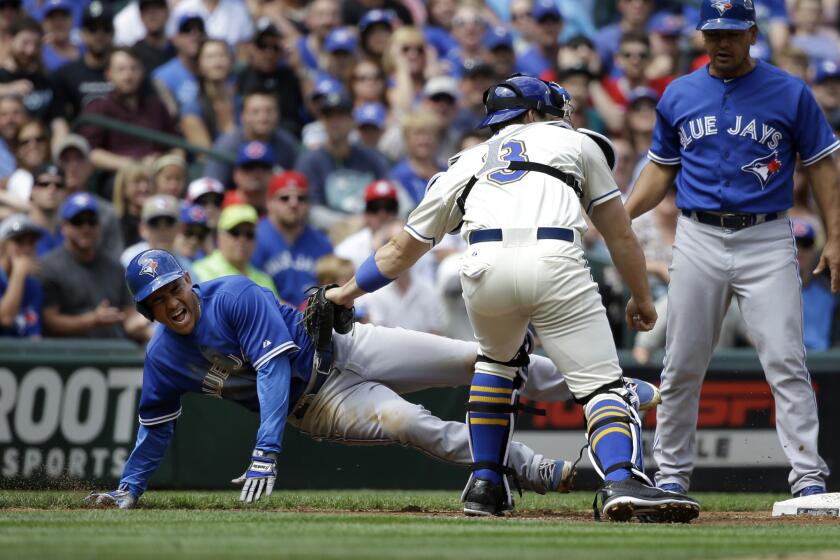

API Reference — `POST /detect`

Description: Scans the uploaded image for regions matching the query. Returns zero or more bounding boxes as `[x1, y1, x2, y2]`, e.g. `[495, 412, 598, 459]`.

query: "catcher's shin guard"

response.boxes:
[465, 371, 516, 488]
[583, 384, 650, 484]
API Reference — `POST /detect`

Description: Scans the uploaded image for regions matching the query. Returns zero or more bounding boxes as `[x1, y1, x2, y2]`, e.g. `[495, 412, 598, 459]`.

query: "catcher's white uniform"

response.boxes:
[405, 121, 623, 398]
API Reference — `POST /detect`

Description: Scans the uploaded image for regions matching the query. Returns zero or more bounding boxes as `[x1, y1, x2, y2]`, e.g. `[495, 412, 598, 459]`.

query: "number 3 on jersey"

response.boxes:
[488, 140, 528, 185]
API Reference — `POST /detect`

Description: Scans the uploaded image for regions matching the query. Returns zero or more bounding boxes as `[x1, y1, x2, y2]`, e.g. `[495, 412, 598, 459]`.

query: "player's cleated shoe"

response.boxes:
[626, 378, 661, 411]
[595, 478, 700, 523]
[538, 459, 575, 493]
[463, 478, 512, 517]
[794, 485, 826, 497]
[659, 483, 687, 494]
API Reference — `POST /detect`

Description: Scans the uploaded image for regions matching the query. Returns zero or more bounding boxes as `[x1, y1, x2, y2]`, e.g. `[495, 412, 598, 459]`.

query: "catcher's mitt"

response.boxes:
[302, 285, 354, 350]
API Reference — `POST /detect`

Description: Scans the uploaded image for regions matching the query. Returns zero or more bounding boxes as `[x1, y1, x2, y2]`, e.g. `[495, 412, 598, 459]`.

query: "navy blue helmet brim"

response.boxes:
[478, 107, 528, 129]
[697, 18, 755, 31]
[133, 271, 185, 303]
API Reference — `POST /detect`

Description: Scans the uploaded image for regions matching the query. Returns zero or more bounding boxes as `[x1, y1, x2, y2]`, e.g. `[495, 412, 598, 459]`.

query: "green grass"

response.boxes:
[0, 491, 838, 560]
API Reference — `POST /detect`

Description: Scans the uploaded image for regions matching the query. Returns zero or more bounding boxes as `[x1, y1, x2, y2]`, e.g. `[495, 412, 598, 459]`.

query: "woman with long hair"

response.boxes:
[5, 119, 50, 203]
[112, 163, 152, 248]
[181, 39, 239, 149]
[383, 26, 433, 114]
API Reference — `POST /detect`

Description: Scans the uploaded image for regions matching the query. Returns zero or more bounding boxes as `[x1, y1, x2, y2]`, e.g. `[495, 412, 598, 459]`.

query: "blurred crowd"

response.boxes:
[0, 0, 838, 356]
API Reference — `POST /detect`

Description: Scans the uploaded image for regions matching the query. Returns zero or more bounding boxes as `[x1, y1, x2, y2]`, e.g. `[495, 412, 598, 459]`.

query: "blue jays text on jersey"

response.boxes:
[117, 276, 316, 499]
[648, 59, 840, 213]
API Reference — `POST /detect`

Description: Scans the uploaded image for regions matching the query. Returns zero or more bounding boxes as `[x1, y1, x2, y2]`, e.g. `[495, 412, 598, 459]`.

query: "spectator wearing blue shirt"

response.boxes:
[516, 0, 564, 78]
[40, 0, 79, 72]
[390, 109, 443, 206]
[152, 13, 205, 116]
[295, 91, 389, 229]
[0, 214, 43, 337]
[296, 0, 342, 72]
[321, 27, 358, 84]
[594, 0, 655, 77]
[252, 171, 333, 306]
[443, 5, 486, 77]
[793, 219, 840, 350]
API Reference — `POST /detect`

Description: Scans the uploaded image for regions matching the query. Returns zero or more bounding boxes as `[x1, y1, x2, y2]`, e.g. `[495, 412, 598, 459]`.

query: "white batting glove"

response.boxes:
[232, 450, 278, 503]
[84, 489, 137, 509]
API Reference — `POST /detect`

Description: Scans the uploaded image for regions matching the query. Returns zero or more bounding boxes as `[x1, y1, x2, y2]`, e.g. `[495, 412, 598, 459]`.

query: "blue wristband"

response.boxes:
[355, 253, 393, 293]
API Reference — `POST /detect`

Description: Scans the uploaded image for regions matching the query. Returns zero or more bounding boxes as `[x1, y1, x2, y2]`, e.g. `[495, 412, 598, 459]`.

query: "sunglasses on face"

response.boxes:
[69, 214, 99, 227]
[511, 12, 530, 21]
[184, 225, 209, 239]
[453, 16, 483, 27]
[620, 50, 650, 60]
[226, 227, 255, 240]
[277, 193, 309, 203]
[195, 193, 223, 207]
[34, 178, 64, 189]
[147, 216, 177, 228]
[365, 200, 398, 214]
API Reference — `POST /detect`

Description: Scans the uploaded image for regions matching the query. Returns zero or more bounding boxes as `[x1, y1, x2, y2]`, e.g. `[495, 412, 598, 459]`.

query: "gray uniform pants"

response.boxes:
[288, 323, 574, 493]
[653, 215, 829, 493]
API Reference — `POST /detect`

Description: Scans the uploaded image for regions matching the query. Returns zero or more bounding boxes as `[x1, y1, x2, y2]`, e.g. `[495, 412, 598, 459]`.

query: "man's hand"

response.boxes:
[325, 285, 354, 309]
[626, 297, 657, 332]
[92, 300, 126, 327]
[814, 237, 840, 293]
[232, 450, 278, 503]
[84, 489, 136, 509]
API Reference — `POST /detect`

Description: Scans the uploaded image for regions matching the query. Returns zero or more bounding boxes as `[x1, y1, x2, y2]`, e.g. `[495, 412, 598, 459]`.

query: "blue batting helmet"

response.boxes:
[479, 74, 571, 129]
[126, 249, 186, 319]
[696, 0, 756, 31]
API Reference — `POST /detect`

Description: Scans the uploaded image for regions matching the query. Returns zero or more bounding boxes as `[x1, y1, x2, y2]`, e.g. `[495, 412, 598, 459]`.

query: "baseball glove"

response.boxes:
[302, 285, 354, 350]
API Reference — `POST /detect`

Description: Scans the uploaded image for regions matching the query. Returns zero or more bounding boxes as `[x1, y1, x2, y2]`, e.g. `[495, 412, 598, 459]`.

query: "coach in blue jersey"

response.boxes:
[626, 0, 839, 497]
[251, 171, 333, 306]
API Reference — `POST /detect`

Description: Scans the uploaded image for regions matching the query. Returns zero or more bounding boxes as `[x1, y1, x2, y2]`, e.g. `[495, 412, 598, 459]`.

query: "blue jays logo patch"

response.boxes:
[741, 151, 782, 189]
[712, 1, 733, 15]
[139, 258, 159, 277]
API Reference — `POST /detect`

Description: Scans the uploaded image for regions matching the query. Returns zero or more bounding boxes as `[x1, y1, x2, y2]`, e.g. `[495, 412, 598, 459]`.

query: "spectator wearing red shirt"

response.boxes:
[79, 47, 182, 173]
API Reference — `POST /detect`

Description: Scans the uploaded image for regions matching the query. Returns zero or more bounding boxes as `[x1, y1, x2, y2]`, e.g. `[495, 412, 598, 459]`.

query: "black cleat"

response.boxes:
[463, 478, 512, 517]
[595, 478, 700, 523]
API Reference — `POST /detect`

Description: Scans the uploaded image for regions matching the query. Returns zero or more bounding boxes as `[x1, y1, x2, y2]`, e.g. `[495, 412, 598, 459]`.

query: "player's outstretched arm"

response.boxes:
[590, 197, 657, 331]
[328, 230, 431, 307]
[624, 160, 679, 220]
[85, 420, 176, 509]
[806, 155, 840, 293]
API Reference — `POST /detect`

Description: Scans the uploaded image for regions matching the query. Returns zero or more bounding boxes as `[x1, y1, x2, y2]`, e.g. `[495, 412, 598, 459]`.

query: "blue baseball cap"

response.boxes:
[815, 60, 840, 84]
[180, 203, 208, 226]
[324, 27, 357, 53]
[177, 12, 205, 33]
[236, 141, 274, 167]
[627, 86, 659, 106]
[311, 74, 345, 101]
[353, 102, 387, 128]
[483, 26, 514, 50]
[648, 11, 684, 36]
[532, 0, 562, 22]
[61, 192, 99, 221]
[359, 9, 396, 34]
[42, 0, 72, 19]
[696, 0, 756, 31]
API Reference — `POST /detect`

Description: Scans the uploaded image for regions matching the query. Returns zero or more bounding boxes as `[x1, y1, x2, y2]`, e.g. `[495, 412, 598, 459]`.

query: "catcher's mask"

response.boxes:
[126, 249, 186, 321]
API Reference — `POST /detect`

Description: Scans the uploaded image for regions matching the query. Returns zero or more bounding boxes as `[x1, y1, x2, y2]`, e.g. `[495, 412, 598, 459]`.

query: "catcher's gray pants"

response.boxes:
[288, 323, 573, 493]
[653, 215, 829, 493]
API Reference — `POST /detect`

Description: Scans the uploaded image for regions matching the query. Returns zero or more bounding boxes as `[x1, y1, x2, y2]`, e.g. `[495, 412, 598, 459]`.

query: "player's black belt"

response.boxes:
[682, 210, 780, 230]
[468, 227, 575, 244]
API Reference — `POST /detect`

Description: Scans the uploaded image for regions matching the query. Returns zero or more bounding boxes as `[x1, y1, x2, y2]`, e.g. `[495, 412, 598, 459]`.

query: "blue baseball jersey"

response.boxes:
[119, 275, 316, 498]
[0, 271, 42, 337]
[648, 60, 840, 213]
[251, 218, 333, 306]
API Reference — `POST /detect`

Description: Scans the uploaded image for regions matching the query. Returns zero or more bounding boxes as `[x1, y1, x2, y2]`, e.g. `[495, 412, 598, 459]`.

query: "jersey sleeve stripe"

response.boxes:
[801, 139, 840, 166]
[139, 407, 182, 426]
[253, 341, 299, 370]
[587, 188, 621, 213]
[404, 224, 436, 246]
[647, 150, 681, 165]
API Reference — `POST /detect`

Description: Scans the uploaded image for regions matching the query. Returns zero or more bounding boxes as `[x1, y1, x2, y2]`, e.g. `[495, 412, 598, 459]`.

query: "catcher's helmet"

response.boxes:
[696, 0, 755, 31]
[126, 249, 186, 319]
[479, 74, 571, 129]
